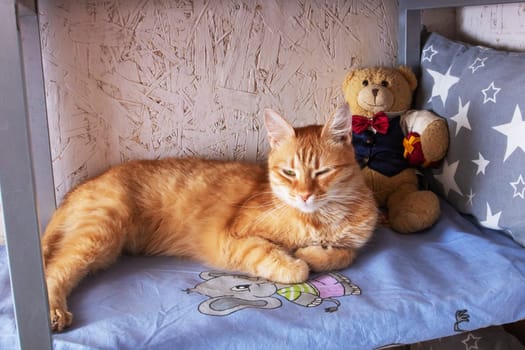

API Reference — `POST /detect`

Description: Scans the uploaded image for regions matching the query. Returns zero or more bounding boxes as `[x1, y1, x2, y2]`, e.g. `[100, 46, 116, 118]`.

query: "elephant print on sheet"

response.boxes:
[185, 271, 361, 316]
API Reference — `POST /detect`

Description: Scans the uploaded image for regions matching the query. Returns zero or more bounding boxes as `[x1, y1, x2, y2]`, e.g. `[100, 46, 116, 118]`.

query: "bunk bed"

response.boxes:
[0, 0, 524, 349]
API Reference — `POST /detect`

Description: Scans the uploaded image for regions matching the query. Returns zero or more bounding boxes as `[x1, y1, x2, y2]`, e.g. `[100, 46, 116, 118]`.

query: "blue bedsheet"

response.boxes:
[1, 199, 524, 349]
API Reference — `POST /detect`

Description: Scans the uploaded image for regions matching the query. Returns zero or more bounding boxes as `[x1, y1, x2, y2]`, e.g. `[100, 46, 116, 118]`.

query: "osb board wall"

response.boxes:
[38, 0, 398, 204]
[458, 3, 525, 51]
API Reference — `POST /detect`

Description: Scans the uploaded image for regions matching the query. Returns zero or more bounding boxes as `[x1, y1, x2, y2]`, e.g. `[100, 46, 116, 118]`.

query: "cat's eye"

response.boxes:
[282, 169, 296, 177]
[231, 284, 251, 292]
[362, 80, 369, 87]
[381, 80, 389, 87]
[314, 168, 332, 177]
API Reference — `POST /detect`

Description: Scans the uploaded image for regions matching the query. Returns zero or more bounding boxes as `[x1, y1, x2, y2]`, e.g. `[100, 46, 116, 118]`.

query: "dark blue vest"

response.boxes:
[351, 116, 408, 177]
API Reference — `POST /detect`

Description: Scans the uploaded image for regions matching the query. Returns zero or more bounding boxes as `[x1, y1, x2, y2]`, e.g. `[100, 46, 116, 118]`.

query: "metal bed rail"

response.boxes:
[0, 0, 54, 349]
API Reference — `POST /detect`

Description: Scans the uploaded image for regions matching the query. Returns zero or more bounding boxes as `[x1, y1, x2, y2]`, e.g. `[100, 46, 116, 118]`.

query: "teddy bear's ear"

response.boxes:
[342, 69, 356, 93]
[397, 65, 418, 91]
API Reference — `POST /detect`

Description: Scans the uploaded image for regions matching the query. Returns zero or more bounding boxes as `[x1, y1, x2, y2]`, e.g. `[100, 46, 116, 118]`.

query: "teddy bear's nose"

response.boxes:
[372, 88, 379, 97]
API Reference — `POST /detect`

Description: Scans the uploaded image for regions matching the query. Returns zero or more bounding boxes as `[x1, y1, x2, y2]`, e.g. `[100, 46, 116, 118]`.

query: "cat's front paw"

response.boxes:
[262, 258, 309, 284]
[295, 246, 355, 272]
[50, 306, 73, 332]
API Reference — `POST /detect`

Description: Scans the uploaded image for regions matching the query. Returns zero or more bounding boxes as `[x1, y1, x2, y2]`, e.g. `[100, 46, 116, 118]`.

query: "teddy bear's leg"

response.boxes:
[361, 167, 390, 206]
[361, 168, 440, 233]
[386, 170, 440, 233]
[388, 187, 440, 233]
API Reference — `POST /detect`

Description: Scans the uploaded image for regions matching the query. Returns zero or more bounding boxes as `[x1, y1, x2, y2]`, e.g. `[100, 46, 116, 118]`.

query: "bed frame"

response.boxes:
[0, 1, 522, 349]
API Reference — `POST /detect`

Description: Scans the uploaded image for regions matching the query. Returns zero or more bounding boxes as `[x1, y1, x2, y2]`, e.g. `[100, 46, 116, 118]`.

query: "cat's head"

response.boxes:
[264, 104, 360, 214]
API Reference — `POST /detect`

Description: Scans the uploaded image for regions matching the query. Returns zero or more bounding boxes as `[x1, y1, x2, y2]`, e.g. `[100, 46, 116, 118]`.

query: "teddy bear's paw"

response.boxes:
[389, 190, 440, 233]
[421, 119, 449, 162]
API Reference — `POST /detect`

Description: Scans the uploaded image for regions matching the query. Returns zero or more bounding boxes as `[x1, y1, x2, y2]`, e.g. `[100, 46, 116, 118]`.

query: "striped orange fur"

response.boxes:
[42, 105, 377, 331]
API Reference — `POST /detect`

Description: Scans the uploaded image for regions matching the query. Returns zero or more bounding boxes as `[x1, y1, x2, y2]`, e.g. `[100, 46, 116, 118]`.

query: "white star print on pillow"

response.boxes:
[426, 67, 460, 106]
[481, 82, 501, 104]
[468, 57, 487, 73]
[471, 153, 489, 175]
[510, 175, 525, 199]
[450, 97, 471, 136]
[492, 105, 525, 162]
[433, 159, 462, 197]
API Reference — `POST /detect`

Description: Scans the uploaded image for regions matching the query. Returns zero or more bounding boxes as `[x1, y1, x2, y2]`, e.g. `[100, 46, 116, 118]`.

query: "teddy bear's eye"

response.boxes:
[362, 80, 369, 87]
[381, 80, 389, 87]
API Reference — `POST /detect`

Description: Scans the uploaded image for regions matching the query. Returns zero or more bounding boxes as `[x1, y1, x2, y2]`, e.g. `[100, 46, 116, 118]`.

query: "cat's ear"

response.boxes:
[322, 103, 352, 144]
[264, 109, 296, 148]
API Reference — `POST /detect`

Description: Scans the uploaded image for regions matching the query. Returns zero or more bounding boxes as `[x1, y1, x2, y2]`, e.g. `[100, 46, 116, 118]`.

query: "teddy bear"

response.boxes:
[342, 66, 449, 233]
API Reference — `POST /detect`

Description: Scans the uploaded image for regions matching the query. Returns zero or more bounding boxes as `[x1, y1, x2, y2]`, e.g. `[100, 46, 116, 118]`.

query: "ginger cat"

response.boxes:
[42, 105, 377, 331]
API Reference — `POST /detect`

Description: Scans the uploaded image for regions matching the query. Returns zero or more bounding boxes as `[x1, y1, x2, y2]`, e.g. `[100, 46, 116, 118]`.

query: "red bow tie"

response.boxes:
[352, 112, 390, 134]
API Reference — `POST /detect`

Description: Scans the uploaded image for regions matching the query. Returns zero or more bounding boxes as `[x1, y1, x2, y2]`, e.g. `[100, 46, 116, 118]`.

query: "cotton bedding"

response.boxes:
[1, 199, 524, 349]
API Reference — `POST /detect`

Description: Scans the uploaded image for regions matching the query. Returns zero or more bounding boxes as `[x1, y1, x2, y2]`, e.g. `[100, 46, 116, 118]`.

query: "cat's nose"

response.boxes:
[300, 193, 312, 202]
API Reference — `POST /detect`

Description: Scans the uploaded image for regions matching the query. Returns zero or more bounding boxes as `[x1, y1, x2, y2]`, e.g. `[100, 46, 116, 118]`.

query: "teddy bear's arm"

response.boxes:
[401, 110, 441, 135]
[401, 110, 449, 163]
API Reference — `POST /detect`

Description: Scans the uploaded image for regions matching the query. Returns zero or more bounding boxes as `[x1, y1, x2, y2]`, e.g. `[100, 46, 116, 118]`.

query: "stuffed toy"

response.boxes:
[342, 66, 449, 233]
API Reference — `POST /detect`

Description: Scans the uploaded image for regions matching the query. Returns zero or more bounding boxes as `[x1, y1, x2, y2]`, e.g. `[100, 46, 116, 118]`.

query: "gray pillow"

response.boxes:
[416, 32, 525, 247]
